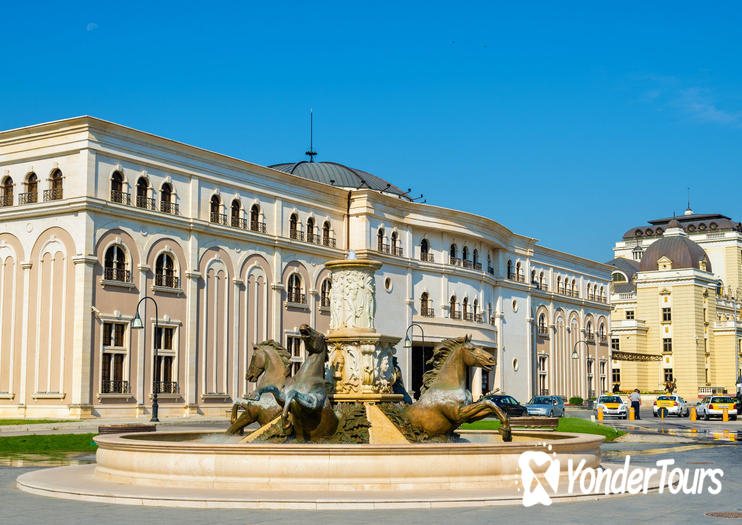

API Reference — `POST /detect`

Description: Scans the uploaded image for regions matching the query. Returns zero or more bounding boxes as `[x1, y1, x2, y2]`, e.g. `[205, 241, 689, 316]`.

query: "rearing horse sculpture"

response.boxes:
[404, 335, 512, 442]
[251, 324, 338, 442]
[226, 340, 291, 435]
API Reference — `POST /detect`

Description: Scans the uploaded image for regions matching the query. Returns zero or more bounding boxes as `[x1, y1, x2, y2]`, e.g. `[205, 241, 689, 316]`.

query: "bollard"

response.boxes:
[723, 409, 729, 422]
[597, 408, 603, 421]
[629, 407, 635, 420]
[660, 408, 665, 420]
[690, 407, 697, 421]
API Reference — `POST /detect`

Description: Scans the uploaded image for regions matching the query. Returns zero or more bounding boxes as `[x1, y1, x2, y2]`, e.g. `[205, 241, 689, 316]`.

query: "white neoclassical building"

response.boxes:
[0, 117, 610, 418]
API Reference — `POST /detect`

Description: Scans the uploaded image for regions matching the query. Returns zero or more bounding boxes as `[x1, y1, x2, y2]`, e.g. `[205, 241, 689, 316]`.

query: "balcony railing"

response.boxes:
[449, 256, 461, 266]
[508, 273, 525, 283]
[110, 190, 131, 205]
[585, 333, 595, 342]
[420, 252, 434, 263]
[210, 212, 227, 225]
[489, 316, 496, 326]
[463, 260, 473, 269]
[101, 380, 129, 394]
[537, 326, 549, 336]
[487, 266, 495, 275]
[320, 295, 331, 308]
[287, 291, 306, 304]
[0, 192, 12, 207]
[474, 313, 483, 323]
[420, 307, 435, 318]
[474, 262, 483, 271]
[450, 311, 462, 320]
[598, 335, 607, 344]
[160, 201, 179, 215]
[250, 221, 267, 233]
[322, 236, 336, 248]
[534, 282, 549, 291]
[155, 273, 180, 288]
[44, 188, 63, 201]
[290, 230, 305, 242]
[463, 311, 473, 321]
[232, 217, 248, 229]
[392, 245, 403, 257]
[19, 192, 37, 205]
[153, 381, 178, 394]
[377, 242, 390, 254]
[104, 266, 131, 283]
[136, 195, 156, 210]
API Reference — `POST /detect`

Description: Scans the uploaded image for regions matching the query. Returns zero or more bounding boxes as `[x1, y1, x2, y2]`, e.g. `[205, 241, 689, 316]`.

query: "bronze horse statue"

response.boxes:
[404, 335, 512, 442]
[250, 324, 338, 442]
[664, 379, 677, 395]
[226, 340, 291, 435]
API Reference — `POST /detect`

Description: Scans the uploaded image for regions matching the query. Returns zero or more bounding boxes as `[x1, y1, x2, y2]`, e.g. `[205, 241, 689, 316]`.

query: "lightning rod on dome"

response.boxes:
[305, 109, 317, 163]
[685, 186, 693, 216]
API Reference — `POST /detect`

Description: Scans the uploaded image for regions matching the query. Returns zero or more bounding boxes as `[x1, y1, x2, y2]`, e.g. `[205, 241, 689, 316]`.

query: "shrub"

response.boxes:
[568, 396, 584, 406]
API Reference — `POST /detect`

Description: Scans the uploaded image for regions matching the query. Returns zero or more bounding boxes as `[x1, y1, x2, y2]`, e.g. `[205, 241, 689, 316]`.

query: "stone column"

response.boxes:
[18, 262, 32, 415]
[184, 271, 201, 415]
[69, 256, 97, 417]
[232, 278, 243, 400]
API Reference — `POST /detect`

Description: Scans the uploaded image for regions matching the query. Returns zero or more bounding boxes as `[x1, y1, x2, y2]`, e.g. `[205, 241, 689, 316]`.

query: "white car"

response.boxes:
[652, 395, 689, 418]
[696, 396, 738, 421]
[594, 395, 628, 419]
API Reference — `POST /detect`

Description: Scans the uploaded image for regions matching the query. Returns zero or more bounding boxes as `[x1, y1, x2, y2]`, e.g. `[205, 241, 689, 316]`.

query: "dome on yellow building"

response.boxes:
[638, 220, 712, 272]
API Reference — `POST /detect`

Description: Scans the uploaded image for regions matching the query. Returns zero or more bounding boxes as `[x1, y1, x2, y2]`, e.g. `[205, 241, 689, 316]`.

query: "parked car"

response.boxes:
[482, 394, 528, 417]
[696, 396, 738, 421]
[652, 395, 689, 418]
[525, 395, 565, 417]
[594, 394, 628, 419]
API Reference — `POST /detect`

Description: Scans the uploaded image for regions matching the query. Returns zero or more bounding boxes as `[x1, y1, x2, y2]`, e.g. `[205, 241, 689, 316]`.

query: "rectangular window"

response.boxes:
[153, 326, 176, 393]
[155, 326, 174, 350]
[626, 310, 635, 320]
[664, 368, 673, 383]
[611, 337, 620, 351]
[287, 335, 303, 376]
[662, 307, 672, 322]
[612, 368, 621, 385]
[663, 338, 672, 353]
[101, 322, 127, 393]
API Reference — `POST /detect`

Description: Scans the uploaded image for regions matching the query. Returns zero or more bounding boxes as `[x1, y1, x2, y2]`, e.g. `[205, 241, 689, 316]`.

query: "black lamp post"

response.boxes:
[131, 296, 160, 423]
[403, 322, 425, 399]
[571, 340, 590, 400]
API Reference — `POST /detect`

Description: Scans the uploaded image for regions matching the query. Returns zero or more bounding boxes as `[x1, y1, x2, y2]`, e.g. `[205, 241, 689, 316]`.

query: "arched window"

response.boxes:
[155, 252, 178, 288]
[462, 297, 469, 320]
[289, 214, 301, 240]
[531, 269, 536, 284]
[487, 303, 493, 324]
[557, 276, 562, 293]
[322, 221, 332, 246]
[507, 259, 513, 279]
[473, 298, 479, 321]
[21, 172, 38, 204]
[598, 323, 606, 342]
[210, 195, 222, 223]
[231, 199, 241, 228]
[46, 169, 63, 201]
[586, 320, 593, 339]
[288, 274, 304, 304]
[515, 261, 523, 281]
[420, 292, 432, 317]
[391, 231, 401, 256]
[110, 171, 127, 204]
[449, 296, 458, 319]
[307, 217, 315, 243]
[136, 177, 150, 209]
[487, 253, 493, 274]
[450, 244, 458, 265]
[377, 228, 386, 252]
[538, 313, 546, 333]
[473, 249, 479, 269]
[320, 279, 331, 307]
[420, 239, 431, 262]
[250, 204, 263, 232]
[104, 245, 129, 282]
[161, 183, 176, 214]
[1, 176, 13, 207]
[539, 271, 545, 290]
[599, 286, 605, 302]
[462, 246, 469, 262]
[571, 279, 577, 297]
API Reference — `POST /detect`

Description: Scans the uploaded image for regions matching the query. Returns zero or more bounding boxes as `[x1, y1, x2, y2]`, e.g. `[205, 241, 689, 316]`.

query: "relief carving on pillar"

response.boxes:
[329, 269, 376, 331]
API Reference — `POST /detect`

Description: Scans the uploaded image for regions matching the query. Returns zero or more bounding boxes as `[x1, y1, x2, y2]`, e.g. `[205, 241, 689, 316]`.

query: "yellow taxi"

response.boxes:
[594, 395, 628, 419]
[652, 395, 689, 418]
[696, 396, 738, 421]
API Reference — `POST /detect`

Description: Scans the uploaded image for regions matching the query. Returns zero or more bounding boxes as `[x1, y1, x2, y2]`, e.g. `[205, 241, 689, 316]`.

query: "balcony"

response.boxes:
[474, 262, 483, 271]
[290, 230, 305, 242]
[231, 217, 248, 229]
[110, 190, 131, 205]
[160, 201, 179, 215]
[155, 273, 180, 288]
[420, 307, 435, 318]
[449, 256, 461, 266]
[250, 221, 267, 233]
[487, 266, 495, 275]
[153, 381, 178, 394]
[0, 192, 12, 207]
[377, 242, 391, 254]
[44, 188, 63, 201]
[287, 291, 307, 304]
[463, 311, 473, 321]
[18, 192, 37, 205]
[322, 236, 336, 248]
[104, 266, 131, 283]
[420, 252, 435, 263]
[463, 259, 473, 269]
[210, 212, 227, 225]
[392, 245, 403, 257]
[508, 273, 525, 283]
[101, 380, 129, 394]
[534, 282, 549, 291]
[136, 195, 157, 210]
[450, 311, 462, 320]
[585, 333, 595, 343]
[537, 326, 549, 337]
[320, 295, 331, 308]
[474, 313, 483, 323]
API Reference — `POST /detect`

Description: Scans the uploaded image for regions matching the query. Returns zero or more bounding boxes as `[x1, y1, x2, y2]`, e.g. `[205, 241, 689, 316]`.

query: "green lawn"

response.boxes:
[0, 419, 79, 426]
[0, 433, 98, 454]
[459, 417, 625, 442]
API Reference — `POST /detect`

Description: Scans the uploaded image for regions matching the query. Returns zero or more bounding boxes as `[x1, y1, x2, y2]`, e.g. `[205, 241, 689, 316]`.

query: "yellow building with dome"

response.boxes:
[608, 211, 742, 399]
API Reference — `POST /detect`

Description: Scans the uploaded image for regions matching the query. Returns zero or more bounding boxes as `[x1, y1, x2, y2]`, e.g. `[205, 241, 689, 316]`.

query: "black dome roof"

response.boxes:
[269, 161, 410, 200]
[639, 236, 711, 272]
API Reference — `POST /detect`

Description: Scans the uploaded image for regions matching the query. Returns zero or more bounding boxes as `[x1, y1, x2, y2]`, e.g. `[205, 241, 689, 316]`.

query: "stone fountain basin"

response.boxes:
[92, 429, 603, 492]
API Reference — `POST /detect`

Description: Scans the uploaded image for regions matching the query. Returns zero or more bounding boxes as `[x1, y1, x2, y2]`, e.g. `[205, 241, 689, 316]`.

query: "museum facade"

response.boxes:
[0, 117, 610, 418]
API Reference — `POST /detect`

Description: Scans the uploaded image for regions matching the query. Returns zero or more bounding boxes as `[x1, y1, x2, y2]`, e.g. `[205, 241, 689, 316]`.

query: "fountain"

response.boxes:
[16, 257, 604, 509]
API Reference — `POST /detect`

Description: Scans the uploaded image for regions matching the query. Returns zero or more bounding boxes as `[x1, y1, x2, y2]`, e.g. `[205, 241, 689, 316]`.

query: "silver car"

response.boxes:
[696, 396, 738, 421]
[525, 395, 565, 417]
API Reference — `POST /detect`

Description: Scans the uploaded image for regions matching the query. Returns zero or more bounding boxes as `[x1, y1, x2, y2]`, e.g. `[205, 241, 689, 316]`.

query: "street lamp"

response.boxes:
[403, 323, 425, 399]
[571, 340, 590, 399]
[131, 296, 160, 423]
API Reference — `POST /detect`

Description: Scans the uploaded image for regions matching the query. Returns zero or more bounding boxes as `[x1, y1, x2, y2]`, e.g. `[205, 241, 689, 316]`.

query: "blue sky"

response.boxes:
[2, 2, 742, 261]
